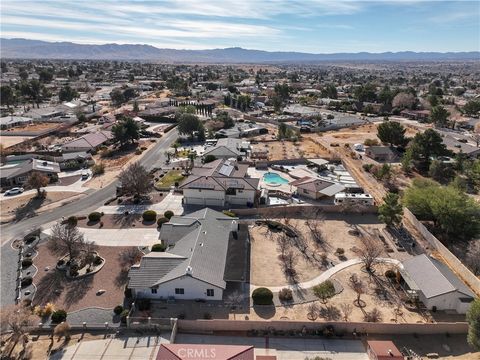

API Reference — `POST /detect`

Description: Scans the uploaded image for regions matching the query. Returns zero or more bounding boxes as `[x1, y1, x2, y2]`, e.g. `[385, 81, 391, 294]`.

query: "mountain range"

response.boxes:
[1, 38, 479, 63]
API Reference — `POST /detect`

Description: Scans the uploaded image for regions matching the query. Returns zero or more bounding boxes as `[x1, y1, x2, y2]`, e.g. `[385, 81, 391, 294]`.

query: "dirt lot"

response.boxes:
[251, 137, 331, 161]
[250, 215, 393, 287]
[32, 243, 133, 312]
[0, 192, 84, 221]
[2, 122, 59, 134]
[0, 135, 36, 148]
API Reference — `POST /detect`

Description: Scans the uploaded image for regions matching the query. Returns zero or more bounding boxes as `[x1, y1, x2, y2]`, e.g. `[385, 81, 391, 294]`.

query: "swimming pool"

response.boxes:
[263, 172, 289, 185]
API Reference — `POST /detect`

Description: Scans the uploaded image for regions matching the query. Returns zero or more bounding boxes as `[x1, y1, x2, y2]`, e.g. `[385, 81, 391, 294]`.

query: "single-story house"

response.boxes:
[290, 176, 345, 200]
[442, 135, 480, 158]
[365, 146, 397, 162]
[157, 344, 254, 360]
[128, 208, 241, 301]
[53, 151, 94, 170]
[180, 159, 259, 207]
[366, 341, 403, 360]
[400, 109, 430, 121]
[400, 254, 475, 313]
[215, 123, 267, 139]
[0, 116, 33, 130]
[0, 158, 60, 187]
[24, 106, 65, 121]
[61, 131, 113, 153]
[203, 138, 250, 160]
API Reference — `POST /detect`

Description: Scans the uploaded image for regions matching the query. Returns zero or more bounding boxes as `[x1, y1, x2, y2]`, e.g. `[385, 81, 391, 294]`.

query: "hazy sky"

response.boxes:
[1, 0, 479, 52]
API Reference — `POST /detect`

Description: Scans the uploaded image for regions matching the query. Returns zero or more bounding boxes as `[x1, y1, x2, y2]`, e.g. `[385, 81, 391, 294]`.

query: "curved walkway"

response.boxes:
[249, 258, 402, 294]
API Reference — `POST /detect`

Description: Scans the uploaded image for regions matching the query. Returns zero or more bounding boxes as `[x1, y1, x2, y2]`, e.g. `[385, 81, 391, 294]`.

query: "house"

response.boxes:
[215, 123, 267, 139]
[203, 138, 251, 160]
[290, 176, 345, 200]
[0, 158, 60, 187]
[400, 254, 475, 313]
[400, 109, 430, 121]
[61, 131, 113, 153]
[157, 344, 254, 360]
[366, 341, 403, 360]
[127, 208, 241, 301]
[0, 116, 33, 130]
[365, 146, 397, 162]
[24, 106, 65, 121]
[53, 151, 94, 170]
[180, 159, 259, 207]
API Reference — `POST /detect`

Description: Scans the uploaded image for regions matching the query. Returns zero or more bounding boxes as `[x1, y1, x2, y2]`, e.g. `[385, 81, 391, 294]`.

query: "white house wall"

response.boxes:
[422, 291, 470, 314]
[133, 275, 223, 301]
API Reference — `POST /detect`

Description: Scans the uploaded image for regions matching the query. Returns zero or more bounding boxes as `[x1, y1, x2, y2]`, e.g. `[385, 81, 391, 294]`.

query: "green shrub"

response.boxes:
[51, 309, 67, 323]
[151, 243, 167, 252]
[252, 287, 273, 305]
[164, 210, 174, 220]
[336, 248, 345, 255]
[204, 155, 216, 163]
[142, 210, 157, 222]
[135, 149, 142, 155]
[66, 216, 78, 227]
[92, 163, 105, 176]
[21, 259, 33, 268]
[278, 288, 293, 302]
[157, 217, 169, 228]
[120, 309, 129, 323]
[313, 280, 336, 302]
[113, 305, 124, 315]
[88, 212, 102, 222]
[21, 277, 32, 287]
[364, 138, 379, 146]
[222, 210, 236, 217]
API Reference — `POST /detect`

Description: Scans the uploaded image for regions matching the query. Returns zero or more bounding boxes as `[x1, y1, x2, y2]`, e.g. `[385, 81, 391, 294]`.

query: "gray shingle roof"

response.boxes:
[128, 208, 237, 290]
[401, 254, 475, 299]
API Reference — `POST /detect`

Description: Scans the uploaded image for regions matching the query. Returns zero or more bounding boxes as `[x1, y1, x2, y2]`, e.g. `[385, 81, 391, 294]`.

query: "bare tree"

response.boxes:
[47, 221, 86, 261]
[340, 303, 353, 321]
[117, 162, 152, 198]
[118, 247, 143, 268]
[277, 233, 291, 258]
[349, 274, 366, 307]
[82, 241, 99, 269]
[465, 240, 480, 275]
[358, 232, 382, 272]
[27, 171, 49, 198]
[364, 308, 382, 322]
[0, 304, 37, 358]
[307, 302, 319, 321]
[283, 250, 297, 278]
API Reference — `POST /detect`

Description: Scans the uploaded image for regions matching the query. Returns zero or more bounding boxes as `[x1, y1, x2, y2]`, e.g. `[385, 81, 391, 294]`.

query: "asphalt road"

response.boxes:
[0, 128, 178, 244]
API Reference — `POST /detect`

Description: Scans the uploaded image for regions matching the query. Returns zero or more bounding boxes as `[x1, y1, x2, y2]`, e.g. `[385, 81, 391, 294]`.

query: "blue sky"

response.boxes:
[1, 0, 479, 52]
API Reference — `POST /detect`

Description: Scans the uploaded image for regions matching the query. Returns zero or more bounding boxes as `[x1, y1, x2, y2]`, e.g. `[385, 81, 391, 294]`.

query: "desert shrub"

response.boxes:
[135, 149, 142, 155]
[385, 269, 396, 279]
[364, 138, 379, 146]
[151, 243, 167, 252]
[157, 217, 169, 228]
[21, 277, 32, 287]
[142, 210, 157, 222]
[222, 210, 236, 217]
[362, 164, 373, 172]
[88, 212, 102, 222]
[120, 309, 129, 323]
[278, 288, 293, 302]
[335, 248, 345, 255]
[100, 149, 113, 158]
[92, 163, 105, 176]
[113, 305, 124, 315]
[66, 216, 78, 227]
[164, 210, 174, 220]
[313, 280, 336, 302]
[252, 287, 273, 305]
[364, 308, 382, 322]
[43, 303, 55, 316]
[21, 259, 33, 268]
[51, 309, 67, 323]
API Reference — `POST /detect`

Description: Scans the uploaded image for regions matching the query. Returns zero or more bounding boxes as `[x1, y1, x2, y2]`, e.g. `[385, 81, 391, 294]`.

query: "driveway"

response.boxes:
[96, 193, 184, 215]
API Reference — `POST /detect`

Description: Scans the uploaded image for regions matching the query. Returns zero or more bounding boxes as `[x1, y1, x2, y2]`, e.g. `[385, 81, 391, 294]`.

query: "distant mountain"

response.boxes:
[1, 38, 479, 62]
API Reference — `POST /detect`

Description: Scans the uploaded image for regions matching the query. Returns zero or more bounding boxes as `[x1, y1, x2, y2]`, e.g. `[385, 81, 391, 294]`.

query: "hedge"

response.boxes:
[88, 212, 102, 222]
[157, 217, 169, 228]
[21, 259, 33, 268]
[252, 287, 273, 305]
[51, 309, 67, 323]
[164, 210, 174, 220]
[142, 210, 157, 222]
[151, 243, 167, 252]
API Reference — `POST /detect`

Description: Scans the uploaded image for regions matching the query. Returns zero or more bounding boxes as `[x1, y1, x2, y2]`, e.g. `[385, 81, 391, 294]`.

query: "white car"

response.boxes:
[4, 187, 24, 196]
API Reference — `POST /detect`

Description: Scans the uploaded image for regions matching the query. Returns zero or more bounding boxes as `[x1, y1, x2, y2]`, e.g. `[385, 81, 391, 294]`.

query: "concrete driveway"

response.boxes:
[96, 193, 184, 215]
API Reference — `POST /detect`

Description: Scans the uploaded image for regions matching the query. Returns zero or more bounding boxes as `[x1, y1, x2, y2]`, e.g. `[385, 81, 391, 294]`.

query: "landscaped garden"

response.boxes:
[155, 169, 185, 188]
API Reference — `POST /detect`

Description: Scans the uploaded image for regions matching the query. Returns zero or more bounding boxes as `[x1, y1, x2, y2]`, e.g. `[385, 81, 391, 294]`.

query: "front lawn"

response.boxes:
[156, 170, 185, 188]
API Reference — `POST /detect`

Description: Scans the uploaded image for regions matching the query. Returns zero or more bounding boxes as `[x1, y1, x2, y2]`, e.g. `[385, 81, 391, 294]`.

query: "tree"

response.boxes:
[378, 192, 403, 227]
[321, 84, 337, 99]
[349, 274, 366, 307]
[428, 160, 455, 183]
[0, 304, 37, 358]
[215, 111, 234, 129]
[112, 117, 140, 146]
[313, 280, 336, 304]
[377, 121, 406, 147]
[430, 106, 450, 128]
[110, 88, 125, 106]
[27, 171, 49, 198]
[392, 92, 416, 109]
[53, 322, 71, 341]
[38, 68, 54, 83]
[278, 122, 289, 140]
[177, 113, 203, 139]
[118, 247, 143, 268]
[117, 162, 152, 197]
[340, 303, 353, 321]
[358, 233, 382, 272]
[408, 129, 449, 169]
[463, 100, 480, 116]
[58, 85, 78, 102]
[466, 298, 480, 351]
[0, 85, 16, 108]
[354, 83, 377, 102]
[47, 221, 86, 261]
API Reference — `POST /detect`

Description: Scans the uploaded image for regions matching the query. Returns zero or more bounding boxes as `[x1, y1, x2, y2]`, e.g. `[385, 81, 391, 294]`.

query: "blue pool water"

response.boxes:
[263, 172, 289, 185]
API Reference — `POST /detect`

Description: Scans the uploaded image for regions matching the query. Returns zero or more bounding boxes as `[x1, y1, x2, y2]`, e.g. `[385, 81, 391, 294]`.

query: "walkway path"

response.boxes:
[249, 258, 402, 294]
[43, 227, 160, 246]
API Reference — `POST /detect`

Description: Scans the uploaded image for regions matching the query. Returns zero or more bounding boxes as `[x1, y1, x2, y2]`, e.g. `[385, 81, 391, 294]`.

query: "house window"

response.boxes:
[206, 289, 214, 297]
[151, 288, 157, 294]
[175, 288, 184, 295]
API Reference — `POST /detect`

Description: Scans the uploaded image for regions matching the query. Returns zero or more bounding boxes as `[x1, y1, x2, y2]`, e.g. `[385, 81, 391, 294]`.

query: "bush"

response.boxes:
[137, 298, 150, 311]
[335, 248, 345, 256]
[120, 309, 129, 323]
[364, 138, 379, 146]
[66, 216, 78, 227]
[204, 155, 216, 163]
[151, 243, 167, 252]
[142, 210, 157, 222]
[51, 309, 67, 323]
[93, 256, 103, 266]
[312, 280, 336, 302]
[43, 303, 55, 316]
[21, 259, 33, 268]
[135, 149, 142, 155]
[362, 163, 373, 172]
[278, 288, 293, 302]
[113, 305, 124, 315]
[385, 269, 397, 279]
[222, 210, 236, 217]
[88, 212, 102, 222]
[252, 287, 273, 305]
[164, 210, 174, 220]
[157, 217, 169, 228]
[92, 163, 105, 176]
[21, 277, 32, 287]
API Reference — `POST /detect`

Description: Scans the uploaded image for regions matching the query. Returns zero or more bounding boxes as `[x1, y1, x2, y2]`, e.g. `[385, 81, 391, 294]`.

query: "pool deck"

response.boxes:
[247, 167, 296, 194]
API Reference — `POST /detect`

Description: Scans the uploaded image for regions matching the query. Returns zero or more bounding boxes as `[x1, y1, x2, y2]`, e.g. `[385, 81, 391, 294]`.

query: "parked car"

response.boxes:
[4, 187, 24, 196]
[81, 172, 89, 180]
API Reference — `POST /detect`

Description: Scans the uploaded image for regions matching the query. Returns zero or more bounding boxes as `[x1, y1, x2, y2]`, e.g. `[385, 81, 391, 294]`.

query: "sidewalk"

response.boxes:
[43, 227, 161, 246]
[96, 193, 184, 215]
[249, 258, 402, 294]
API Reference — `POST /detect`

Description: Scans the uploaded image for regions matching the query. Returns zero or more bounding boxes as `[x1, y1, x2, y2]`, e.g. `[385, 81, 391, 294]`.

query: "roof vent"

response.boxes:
[199, 243, 204, 247]
[186, 266, 193, 275]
